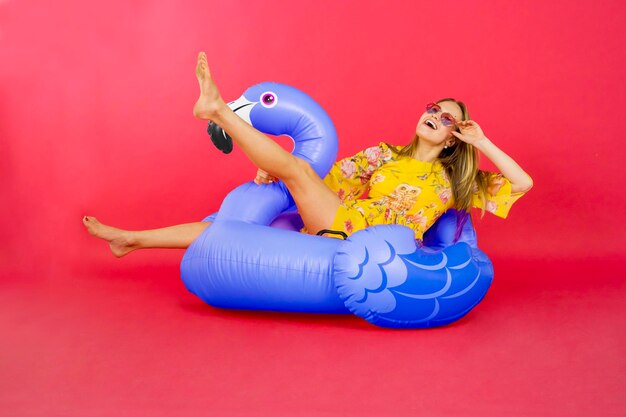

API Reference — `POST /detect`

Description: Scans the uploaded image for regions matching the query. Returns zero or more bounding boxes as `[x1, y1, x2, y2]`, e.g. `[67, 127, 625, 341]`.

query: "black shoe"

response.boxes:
[207, 121, 233, 154]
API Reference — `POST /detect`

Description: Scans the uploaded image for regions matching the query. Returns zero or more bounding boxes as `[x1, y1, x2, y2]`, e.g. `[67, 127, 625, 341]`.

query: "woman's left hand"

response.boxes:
[451, 120, 488, 145]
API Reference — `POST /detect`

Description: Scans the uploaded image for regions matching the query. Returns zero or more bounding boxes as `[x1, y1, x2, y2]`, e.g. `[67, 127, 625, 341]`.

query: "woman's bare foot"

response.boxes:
[82, 216, 139, 258]
[193, 51, 227, 120]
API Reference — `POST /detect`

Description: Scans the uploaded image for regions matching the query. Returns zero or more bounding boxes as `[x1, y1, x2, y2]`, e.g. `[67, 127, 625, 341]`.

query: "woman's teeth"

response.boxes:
[425, 119, 437, 130]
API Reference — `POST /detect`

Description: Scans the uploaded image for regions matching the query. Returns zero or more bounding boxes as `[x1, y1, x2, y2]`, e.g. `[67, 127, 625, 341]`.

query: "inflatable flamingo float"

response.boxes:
[180, 82, 494, 329]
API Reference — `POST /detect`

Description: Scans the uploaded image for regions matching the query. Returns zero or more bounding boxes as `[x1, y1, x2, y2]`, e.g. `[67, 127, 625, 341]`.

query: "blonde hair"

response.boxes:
[386, 98, 492, 219]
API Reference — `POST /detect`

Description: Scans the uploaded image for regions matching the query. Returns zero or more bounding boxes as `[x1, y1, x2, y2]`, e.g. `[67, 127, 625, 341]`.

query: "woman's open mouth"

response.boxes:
[424, 119, 438, 130]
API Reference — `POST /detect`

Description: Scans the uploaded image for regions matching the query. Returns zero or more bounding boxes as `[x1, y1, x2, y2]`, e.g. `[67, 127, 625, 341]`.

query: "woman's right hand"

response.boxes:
[254, 168, 277, 185]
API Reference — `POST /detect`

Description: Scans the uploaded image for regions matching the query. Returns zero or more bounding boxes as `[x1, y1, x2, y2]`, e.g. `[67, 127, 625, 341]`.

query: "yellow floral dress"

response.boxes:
[301, 142, 527, 242]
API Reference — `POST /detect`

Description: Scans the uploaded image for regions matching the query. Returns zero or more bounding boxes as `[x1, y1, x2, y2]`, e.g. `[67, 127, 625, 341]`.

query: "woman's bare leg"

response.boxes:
[82, 216, 211, 257]
[192, 52, 340, 234]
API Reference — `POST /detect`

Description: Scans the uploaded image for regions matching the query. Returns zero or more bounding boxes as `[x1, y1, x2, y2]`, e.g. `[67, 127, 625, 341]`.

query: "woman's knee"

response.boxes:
[284, 157, 317, 184]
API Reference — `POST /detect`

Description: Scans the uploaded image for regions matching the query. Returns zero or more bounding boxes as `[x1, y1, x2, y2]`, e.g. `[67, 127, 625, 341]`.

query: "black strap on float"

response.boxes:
[316, 229, 348, 240]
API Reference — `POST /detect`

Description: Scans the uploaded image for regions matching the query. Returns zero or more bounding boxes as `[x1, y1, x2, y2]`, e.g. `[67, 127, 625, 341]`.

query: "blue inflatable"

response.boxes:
[180, 82, 494, 329]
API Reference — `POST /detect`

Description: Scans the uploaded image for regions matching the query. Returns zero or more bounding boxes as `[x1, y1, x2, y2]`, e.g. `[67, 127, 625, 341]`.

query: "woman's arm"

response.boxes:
[472, 138, 533, 193]
[452, 120, 533, 193]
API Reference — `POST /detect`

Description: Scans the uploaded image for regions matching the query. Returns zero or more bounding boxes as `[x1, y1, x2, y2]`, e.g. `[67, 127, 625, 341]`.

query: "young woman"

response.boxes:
[82, 52, 533, 256]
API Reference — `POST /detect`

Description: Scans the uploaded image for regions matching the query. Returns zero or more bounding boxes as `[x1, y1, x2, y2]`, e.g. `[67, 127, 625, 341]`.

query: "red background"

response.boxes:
[1, 1, 624, 416]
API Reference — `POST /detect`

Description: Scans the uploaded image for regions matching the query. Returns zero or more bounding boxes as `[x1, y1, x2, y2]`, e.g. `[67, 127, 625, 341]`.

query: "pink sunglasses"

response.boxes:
[426, 102, 459, 127]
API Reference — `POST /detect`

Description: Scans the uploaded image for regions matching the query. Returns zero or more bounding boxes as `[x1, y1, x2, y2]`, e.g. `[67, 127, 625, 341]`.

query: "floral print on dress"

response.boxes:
[372, 183, 421, 215]
[323, 142, 395, 202]
[370, 173, 385, 185]
[471, 171, 526, 219]
[340, 159, 357, 179]
[437, 187, 452, 204]
[487, 173, 506, 195]
[314, 141, 528, 241]
[364, 146, 384, 166]
[384, 207, 392, 220]
[406, 209, 428, 230]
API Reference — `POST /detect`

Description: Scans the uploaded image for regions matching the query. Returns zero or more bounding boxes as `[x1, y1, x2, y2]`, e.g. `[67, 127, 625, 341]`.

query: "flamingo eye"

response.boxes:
[260, 92, 278, 108]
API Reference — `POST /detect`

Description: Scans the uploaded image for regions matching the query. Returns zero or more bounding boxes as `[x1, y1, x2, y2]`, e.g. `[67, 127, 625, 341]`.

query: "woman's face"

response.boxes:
[415, 101, 464, 146]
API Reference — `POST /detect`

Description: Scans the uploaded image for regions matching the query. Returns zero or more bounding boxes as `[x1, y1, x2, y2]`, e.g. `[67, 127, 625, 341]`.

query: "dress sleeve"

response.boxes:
[471, 171, 527, 219]
[323, 142, 394, 202]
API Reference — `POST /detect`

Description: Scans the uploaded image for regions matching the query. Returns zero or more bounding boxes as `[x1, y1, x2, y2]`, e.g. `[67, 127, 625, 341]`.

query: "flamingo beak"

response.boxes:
[226, 95, 255, 124]
[206, 95, 256, 154]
